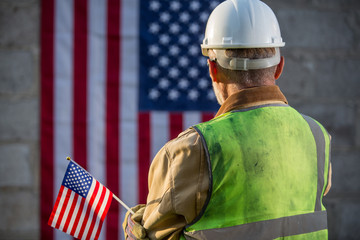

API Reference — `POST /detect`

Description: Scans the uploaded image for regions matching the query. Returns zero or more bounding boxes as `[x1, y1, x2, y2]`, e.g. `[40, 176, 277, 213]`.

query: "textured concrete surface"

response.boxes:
[0, 0, 359, 239]
[0, 0, 40, 239]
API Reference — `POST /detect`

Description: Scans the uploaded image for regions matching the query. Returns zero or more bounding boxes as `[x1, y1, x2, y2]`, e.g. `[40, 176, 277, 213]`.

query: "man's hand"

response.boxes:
[122, 204, 149, 240]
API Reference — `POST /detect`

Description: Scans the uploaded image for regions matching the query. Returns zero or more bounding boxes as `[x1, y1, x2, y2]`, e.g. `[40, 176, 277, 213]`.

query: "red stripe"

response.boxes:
[40, 0, 55, 238]
[62, 193, 79, 233]
[78, 181, 100, 239]
[101, 192, 113, 221]
[55, 188, 72, 229]
[94, 187, 107, 217]
[85, 186, 107, 240]
[170, 113, 183, 139]
[48, 186, 64, 226]
[70, 196, 86, 236]
[95, 192, 113, 240]
[138, 112, 150, 204]
[94, 220, 105, 240]
[73, 0, 88, 169]
[106, 0, 121, 238]
[202, 112, 215, 122]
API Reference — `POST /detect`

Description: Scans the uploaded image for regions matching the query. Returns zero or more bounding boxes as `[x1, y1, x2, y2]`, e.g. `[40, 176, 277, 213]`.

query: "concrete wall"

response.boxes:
[0, 0, 40, 239]
[0, 0, 359, 239]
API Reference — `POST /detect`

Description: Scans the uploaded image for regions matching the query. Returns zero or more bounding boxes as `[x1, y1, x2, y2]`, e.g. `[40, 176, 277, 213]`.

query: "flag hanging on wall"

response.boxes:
[48, 160, 113, 240]
[41, 0, 219, 239]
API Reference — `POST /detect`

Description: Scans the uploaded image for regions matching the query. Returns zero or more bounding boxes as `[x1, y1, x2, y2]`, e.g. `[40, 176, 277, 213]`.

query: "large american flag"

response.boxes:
[41, 0, 219, 239]
[48, 160, 113, 240]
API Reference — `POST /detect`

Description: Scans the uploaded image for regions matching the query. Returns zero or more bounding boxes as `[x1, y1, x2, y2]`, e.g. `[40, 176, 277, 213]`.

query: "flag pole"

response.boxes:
[112, 195, 135, 214]
[66, 157, 135, 215]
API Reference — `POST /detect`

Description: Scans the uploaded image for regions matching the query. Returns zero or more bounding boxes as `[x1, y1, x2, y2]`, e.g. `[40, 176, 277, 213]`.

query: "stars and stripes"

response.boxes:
[40, 0, 220, 239]
[48, 161, 113, 240]
[137, 0, 220, 203]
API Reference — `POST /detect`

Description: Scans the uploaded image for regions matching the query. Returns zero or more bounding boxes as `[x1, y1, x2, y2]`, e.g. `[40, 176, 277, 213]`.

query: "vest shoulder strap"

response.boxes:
[301, 114, 330, 211]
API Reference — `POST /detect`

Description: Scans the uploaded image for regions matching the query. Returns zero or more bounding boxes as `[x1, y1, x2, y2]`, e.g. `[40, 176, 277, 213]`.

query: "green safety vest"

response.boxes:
[182, 104, 330, 240]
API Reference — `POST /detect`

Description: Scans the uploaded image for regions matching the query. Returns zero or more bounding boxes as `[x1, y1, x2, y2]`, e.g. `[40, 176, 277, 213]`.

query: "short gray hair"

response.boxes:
[211, 48, 278, 86]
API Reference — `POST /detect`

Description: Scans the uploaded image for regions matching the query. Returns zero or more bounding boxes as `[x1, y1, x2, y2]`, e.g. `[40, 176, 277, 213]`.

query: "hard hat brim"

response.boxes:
[201, 42, 286, 56]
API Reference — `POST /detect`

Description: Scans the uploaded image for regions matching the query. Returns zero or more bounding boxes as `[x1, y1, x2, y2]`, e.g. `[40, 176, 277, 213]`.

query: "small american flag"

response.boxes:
[48, 160, 113, 240]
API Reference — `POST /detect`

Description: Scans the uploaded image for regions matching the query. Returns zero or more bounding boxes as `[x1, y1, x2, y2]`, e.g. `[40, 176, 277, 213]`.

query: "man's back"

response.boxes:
[184, 103, 330, 239]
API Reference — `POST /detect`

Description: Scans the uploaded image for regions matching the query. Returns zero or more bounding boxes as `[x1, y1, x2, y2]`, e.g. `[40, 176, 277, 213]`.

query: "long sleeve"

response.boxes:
[142, 128, 209, 240]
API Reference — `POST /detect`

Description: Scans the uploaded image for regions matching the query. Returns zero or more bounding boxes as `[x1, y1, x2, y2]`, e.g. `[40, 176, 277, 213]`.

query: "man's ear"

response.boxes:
[274, 56, 284, 80]
[208, 59, 218, 82]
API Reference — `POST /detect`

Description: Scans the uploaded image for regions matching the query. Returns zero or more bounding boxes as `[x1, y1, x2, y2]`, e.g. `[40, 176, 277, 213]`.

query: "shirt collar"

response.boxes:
[215, 85, 288, 117]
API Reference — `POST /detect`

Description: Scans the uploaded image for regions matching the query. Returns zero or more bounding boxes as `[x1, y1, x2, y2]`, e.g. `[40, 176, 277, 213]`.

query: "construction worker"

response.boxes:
[123, 0, 332, 239]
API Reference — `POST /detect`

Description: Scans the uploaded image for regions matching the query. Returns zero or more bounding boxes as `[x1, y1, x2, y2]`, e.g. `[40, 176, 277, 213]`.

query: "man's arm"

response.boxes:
[123, 128, 209, 240]
[323, 163, 332, 196]
[143, 128, 209, 239]
[323, 135, 332, 197]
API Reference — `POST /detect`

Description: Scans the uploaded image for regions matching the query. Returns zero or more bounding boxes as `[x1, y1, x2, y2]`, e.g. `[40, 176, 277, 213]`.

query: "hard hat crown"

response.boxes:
[201, 0, 285, 56]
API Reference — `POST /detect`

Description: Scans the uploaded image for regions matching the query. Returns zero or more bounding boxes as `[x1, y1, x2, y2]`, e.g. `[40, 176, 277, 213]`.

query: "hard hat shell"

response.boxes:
[201, 0, 285, 56]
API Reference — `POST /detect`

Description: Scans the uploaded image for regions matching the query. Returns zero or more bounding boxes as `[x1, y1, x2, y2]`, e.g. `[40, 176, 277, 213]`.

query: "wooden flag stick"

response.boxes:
[66, 157, 135, 215]
[113, 195, 135, 214]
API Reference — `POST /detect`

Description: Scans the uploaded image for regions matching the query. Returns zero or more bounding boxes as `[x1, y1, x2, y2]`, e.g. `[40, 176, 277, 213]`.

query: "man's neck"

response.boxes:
[221, 81, 276, 103]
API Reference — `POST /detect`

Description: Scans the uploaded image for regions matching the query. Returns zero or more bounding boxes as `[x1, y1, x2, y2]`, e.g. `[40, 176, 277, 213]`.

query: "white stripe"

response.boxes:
[66, 193, 83, 234]
[88, 1, 107, 239]
[83, 184, 105, 239]
[54, 0, 74, 239]
[184, 112, 201, 130]
[87, 0, 106, 184]
[51, 187, 69, 227]
[73, 180, 96, 237]
[90, 188, 111, 240]
[151, 112, 169, 159]
[120, 0, 140, 239]
[58, 190, 75, 231]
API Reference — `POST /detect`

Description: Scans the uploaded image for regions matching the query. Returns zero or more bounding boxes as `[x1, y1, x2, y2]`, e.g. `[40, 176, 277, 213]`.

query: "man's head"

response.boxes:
[208, 47, 284, 85]
[201, 0, 285, 104]
[207, 48, 284, 104]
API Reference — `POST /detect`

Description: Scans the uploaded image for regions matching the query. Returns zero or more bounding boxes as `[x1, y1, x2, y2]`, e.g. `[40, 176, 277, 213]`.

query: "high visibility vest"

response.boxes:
[182, 104, 331, 240]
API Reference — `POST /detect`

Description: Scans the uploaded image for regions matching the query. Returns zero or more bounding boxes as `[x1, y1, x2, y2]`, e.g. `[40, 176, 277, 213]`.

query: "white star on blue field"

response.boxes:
[139, 0, 220, 111]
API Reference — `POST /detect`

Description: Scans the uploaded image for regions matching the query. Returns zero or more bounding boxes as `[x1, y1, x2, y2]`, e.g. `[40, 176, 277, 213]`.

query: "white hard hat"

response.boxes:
[201, 0, 285, 70]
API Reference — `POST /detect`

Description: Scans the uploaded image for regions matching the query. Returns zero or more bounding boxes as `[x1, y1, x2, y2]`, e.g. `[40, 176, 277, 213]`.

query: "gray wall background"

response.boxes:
[0, 0, 359, 239]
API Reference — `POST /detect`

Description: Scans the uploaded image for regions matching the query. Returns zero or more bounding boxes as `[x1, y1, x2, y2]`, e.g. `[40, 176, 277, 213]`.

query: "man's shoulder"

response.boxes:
[167, 127, 200, 147]
[164, 127, 203, 159]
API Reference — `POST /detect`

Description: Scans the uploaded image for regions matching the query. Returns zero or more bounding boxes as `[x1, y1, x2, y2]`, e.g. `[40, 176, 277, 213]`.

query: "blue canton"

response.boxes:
[62, 162, 93, 198]
[139, 0, 221, 111]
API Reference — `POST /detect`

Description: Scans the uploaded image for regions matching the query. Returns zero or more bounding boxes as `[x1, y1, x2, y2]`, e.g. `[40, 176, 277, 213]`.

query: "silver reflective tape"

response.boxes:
[302, 115, 326, 211]
[184, 211, 327, 240]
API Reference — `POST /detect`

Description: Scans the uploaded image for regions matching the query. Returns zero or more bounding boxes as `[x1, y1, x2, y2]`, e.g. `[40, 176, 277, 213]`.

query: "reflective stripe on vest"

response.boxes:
[183, 104, 330, 240]
[302, 114, 329, 211]
[184, 211, 327, 240]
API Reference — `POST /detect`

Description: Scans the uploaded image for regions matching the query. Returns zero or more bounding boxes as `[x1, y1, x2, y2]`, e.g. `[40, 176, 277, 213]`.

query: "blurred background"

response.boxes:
[0, 0, 359, 239]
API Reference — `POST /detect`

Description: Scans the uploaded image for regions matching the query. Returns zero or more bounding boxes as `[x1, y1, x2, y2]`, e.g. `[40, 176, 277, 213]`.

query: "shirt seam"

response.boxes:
[164, 145, 177, 214]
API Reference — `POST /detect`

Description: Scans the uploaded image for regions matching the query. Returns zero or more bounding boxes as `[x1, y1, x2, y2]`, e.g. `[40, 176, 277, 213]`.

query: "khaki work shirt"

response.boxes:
[140, 85, 331, 240]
